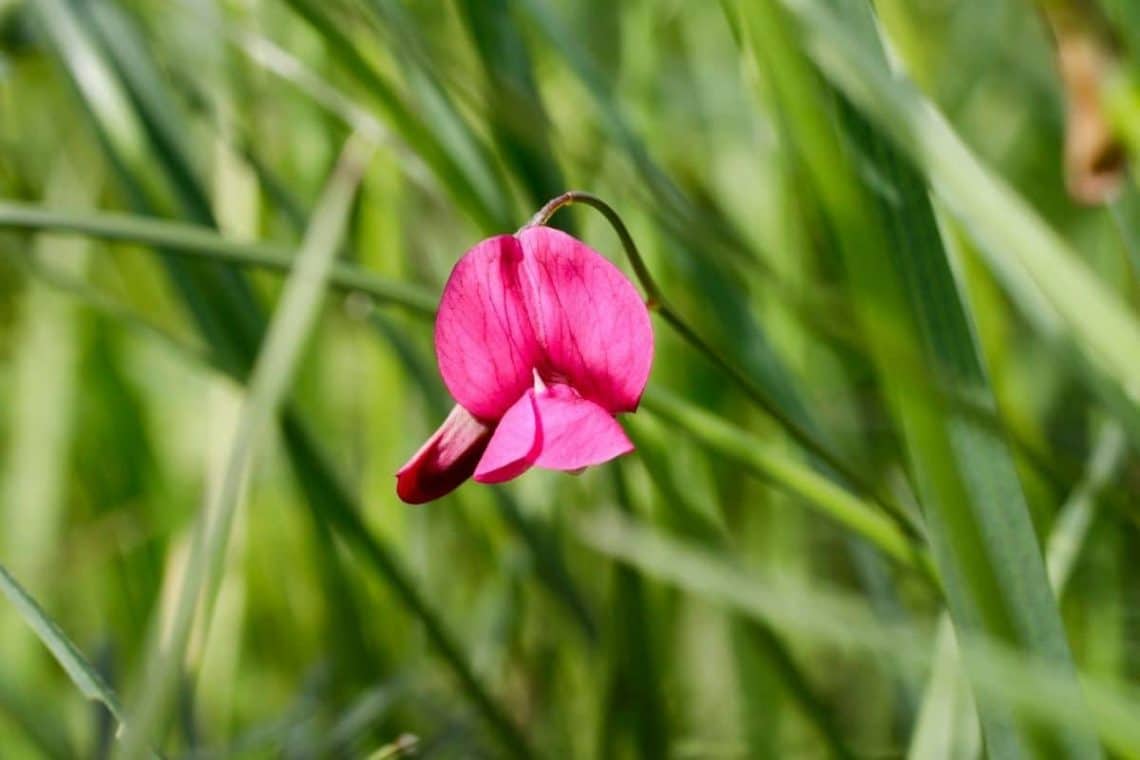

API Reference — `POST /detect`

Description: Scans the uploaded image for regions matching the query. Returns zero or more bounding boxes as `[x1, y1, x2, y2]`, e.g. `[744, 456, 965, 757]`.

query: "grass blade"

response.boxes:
[0, 202, 437, 316]
[909, 420, 1128, 760]
[0, 563, 125, 726]
[118, 133, 374, 759]
[732, 2, 1101, 756]
[772, 0, 1140, 449]
[642, 387, 930, 576]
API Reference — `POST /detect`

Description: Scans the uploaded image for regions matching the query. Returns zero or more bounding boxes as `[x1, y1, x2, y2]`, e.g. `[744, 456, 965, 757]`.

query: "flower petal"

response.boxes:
[435, 235, 542, 420]
[517, 226, 653, 413]
[396, 404, 493, 504]
[474, 391, 542, 483]
[532, 390, 633, 471]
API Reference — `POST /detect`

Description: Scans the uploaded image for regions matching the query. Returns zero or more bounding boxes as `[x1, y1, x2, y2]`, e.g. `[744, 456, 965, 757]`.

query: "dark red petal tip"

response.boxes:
[396, 405, 493, 504]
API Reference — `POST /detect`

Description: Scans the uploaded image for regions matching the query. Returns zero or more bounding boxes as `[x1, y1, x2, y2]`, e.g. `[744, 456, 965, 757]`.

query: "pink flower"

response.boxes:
[396, 226, 654, 504]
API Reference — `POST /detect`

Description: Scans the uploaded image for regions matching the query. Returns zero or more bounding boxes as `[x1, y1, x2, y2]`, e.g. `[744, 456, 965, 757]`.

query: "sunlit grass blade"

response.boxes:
[1, 155, 93, 675]
[1046, 423, 1128, 591]
[0, 564, 125, 731]
[909, 419, 1128, 760]
[118, 133, 375, 759]
[733, 2, 1101, 756]
[770, 0, 1140, 450]
[906, 619, 981, 760]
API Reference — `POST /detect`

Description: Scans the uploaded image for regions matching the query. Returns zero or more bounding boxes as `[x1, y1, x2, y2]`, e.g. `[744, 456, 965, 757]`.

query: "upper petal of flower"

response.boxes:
[396, 404, 493, 504]
[435, 235, 543, 420]
[517, 226, 653, 413]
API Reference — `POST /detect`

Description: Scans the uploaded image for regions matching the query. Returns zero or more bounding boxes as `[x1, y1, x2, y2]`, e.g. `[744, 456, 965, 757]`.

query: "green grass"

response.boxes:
[1, 0, 1138, 757]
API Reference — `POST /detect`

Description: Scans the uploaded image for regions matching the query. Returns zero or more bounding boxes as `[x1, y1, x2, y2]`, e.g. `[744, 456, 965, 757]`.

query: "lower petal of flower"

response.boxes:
[396, 404, 493, 504]
[474, 391, 542, 483]
[532, 390, 633, 471]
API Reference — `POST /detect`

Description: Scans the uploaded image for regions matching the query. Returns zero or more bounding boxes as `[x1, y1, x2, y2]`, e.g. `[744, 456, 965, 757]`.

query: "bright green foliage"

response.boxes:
[0, 0, 1138, 757]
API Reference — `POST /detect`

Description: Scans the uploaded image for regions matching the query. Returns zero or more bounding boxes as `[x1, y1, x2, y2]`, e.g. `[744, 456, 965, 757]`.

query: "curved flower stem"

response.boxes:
[527, 191, 922, 542]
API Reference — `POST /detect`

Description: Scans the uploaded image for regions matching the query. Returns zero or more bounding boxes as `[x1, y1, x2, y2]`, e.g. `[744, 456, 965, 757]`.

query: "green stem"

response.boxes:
[527, 191, 923, 541]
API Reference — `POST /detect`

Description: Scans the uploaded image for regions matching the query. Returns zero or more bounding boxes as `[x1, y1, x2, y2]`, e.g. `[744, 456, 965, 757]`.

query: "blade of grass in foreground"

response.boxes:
[117, 133, 375, 760]
[0, 564, 125, 730]
[770, 0, 1140, 450]
[908, 420, 1129, 760]
[734, 2, 1100, 757]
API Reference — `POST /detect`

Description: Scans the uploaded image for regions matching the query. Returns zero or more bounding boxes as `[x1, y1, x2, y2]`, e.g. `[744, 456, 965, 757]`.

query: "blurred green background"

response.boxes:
[1, 0, 1140, 757]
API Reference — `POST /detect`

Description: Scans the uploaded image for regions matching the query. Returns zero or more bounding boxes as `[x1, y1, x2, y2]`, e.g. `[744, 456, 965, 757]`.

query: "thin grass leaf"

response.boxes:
[0, 202, 437, 316]
[734, 2, 1102, 756]
[1046, 422, 1128, 591]
[909, 419, 1128, 760]
[118, 133, 375, 760]
[354, 0, 516, 221]
[0, 563, 125, 726]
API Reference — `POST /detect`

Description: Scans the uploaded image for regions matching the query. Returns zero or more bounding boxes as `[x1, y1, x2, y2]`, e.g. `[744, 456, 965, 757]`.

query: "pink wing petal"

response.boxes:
[532, 389, 634, 471]
[396, 404, 493, 504]
[517, 226, 653, 414]
[474, 391, 542, 483]
[435, 235, 542, 420]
